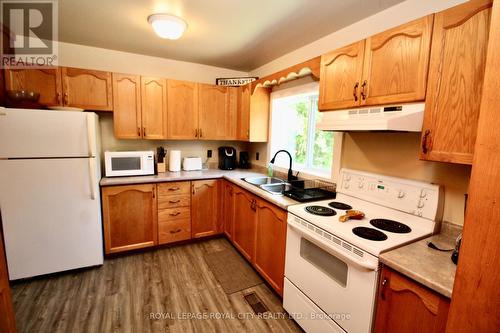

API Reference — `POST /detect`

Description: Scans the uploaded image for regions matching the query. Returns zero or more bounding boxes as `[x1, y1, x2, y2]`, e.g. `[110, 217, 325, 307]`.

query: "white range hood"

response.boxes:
[317, 102, 425, 132]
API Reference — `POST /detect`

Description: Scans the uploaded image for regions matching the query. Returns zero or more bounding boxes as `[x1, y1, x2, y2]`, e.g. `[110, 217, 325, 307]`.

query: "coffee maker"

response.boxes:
[218, 147, 237, 170]
[239, 151, 251, 169]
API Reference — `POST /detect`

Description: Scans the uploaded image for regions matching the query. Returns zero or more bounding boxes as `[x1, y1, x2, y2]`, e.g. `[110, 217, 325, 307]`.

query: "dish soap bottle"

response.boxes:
[267, 163, 274, 177]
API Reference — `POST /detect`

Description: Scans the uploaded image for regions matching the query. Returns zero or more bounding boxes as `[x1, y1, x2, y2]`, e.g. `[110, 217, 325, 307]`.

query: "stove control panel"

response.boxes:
[338, 169, 443, 221]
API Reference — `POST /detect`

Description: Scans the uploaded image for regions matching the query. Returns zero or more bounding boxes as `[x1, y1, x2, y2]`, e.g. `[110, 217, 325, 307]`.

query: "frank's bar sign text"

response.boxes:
[216, 77, 258, 86]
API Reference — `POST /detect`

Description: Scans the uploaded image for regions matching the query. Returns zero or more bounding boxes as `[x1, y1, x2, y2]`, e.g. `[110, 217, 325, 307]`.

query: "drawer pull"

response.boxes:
[169, 199, 181, 204]
[168, 187, 180, 191]
[169, 212, 181, 216]
[169, 228, 182, 234]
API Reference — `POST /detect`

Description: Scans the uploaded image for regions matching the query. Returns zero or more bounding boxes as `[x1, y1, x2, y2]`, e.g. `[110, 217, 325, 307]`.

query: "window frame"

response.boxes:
[268, 81, 343, 182]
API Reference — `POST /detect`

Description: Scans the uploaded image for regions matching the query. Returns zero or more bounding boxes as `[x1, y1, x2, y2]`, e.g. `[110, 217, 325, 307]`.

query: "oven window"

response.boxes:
[111, 157, 141, 171]
[300, 238, 348, 287]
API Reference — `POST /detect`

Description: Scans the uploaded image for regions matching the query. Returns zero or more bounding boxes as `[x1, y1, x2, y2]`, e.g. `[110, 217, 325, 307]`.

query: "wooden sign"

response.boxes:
[216, 77, 258, 87]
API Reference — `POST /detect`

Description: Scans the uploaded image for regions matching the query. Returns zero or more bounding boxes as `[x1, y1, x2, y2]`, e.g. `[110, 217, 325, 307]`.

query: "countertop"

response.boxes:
[380, 224, 460, 298]
[100, 169, 299, 210]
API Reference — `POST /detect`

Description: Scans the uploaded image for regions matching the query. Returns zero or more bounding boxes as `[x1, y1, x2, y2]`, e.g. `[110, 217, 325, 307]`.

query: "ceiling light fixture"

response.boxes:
[147, 14, 187, 40]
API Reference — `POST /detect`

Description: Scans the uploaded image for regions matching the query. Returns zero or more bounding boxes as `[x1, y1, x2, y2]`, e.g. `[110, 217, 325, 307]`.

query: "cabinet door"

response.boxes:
[191, 179, 221, 238]
[361, 16, 433, 106]
[318, 41, 365, 111]
[167, 79, 198, 140]
[249, 86, 270, 142]
[374, 267, 450, 333]
[198, 84, 228, 140]
[61, 67, 113, 111]
[237, 84, 251, 140]
[101, 184, 158, 254]
[420, 0, 492, 164]
[254, 200, 287, 296]
[141, 77, 167, 139]
[112, 73, 142, 139]
[226, 87, 238, 140]
[5, 68, 63, 106]
[0, 232, 16, 333]
[223, 181, 235, 239]
[233, 187, 257, 261]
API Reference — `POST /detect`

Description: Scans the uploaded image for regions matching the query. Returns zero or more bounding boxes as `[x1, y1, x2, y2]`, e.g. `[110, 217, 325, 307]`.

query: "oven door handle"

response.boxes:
[289, 223, 378, 271]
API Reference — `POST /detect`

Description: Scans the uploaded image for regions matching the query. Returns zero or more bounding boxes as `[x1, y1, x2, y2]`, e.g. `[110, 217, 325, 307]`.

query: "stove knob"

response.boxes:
[358, 182, 364, 189]
[417, 199, 425, 208]
[397, 190, 405, 198]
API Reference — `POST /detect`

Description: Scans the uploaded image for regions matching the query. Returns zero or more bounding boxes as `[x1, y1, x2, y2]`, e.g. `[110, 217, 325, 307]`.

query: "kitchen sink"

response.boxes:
[243, 176, 286, 186]
[260, 183, 292, 195]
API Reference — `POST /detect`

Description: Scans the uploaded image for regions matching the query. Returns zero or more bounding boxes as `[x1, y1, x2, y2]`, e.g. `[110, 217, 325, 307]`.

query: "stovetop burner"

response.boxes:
[328, 201, 353, 210]
[370, 219, 412, 234]
[352, 227, 388, 241]
[305, 205, 336, 216]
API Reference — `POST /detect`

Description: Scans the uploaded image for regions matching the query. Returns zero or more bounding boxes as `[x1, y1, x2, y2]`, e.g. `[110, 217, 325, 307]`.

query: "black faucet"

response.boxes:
[269, 150, 298, 182]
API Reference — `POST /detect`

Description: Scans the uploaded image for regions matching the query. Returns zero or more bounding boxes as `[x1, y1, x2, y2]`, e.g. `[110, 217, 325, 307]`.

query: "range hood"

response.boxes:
[317, 102, 425, 132]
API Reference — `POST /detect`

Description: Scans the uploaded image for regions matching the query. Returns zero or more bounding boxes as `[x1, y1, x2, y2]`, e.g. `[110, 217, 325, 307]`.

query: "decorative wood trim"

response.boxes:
[251, 56, 320, 93]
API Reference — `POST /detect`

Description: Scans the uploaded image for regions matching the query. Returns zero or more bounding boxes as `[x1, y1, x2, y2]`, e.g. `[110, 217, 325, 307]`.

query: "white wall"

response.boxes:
[249, 0, 466, 77]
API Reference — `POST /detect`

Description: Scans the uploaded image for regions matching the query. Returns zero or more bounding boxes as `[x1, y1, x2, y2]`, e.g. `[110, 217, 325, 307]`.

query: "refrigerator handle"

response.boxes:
[88, 158, 97, 200]
[86, 114, 96, 157]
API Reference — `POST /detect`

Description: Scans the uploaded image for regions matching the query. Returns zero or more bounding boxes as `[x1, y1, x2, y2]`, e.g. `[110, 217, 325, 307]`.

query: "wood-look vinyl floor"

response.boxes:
[11, 238, 303, 333]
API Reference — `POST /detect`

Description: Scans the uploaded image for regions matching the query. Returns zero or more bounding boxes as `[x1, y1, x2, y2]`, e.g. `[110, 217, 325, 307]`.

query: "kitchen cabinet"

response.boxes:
[0, 231, 16, 333]
[420, 0, 492, 165]
[101, 184, 158, 254]
[232, 187, 258, 260]
[167, 79, 199, 140]
[112, 73, 142, 139]
[226, 87, 238, 140]
[237, 84, 251, 140]
[5, 67, 63, 106]
[198, 84, 228, 140]
[191, 179, 222, 238]
[319, 16, 432, 111]
[254, 199, 287, 296]
[157, 182, 191, 244]
[374, 266, 450, 333]
[222, 180, 235, 239]
[236, 84, 271, 142]
[61, 67, 113, 111]
[141, 77, 167, 139]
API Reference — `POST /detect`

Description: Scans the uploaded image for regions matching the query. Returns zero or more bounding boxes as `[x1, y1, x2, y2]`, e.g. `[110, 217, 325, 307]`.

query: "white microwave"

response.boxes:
[104, 151, 155, 177]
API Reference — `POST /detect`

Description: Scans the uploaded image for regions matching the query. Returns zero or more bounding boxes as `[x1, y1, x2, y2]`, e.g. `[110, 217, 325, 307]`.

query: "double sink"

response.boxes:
[244, 176, 291, 195]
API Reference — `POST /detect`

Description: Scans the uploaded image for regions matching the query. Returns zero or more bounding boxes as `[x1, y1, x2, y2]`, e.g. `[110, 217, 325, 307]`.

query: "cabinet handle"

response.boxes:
[169, 199, 181, 204]
[169, 212, 181, 216]
[192, 184, 195, 195]
[168, 187, 180, 191]
[143, 127, 146, 137]
[246, 130, 249, 139]
[169, 228, 182, 234]
[57, 92, 62, 104]
[422, 129, 431, 154]
[63, 92, 69, 105]
[137, 127, 141, 137]
[360, 80, 367, 100]
[199, 129, 203, 138]
[152, 188, 155, 198]
[353, 82, 359, 101]
[381, 277, 388, 300]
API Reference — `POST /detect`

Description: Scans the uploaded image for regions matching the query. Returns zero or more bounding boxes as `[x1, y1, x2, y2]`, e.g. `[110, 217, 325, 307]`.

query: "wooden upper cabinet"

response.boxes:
[191, 179, 221, 238]
[112, 73, 142, 139]
[198, 84, 228, 140]
[319, 41, 365, 111]
[233, 187, 257, 261]
[226, 87, 238, 140]
[254, 200, 287, 296]
[249, 86, 271, 142]
[101, 184, 158, 254]
[141, 77, 167, 139]
[5, 68, 63, 106]
[361, 16, 433, 106]
[61, 67, 113, 111]
[374, 266, 450, 333]
[167, 79, 198, 140]
[420, 0, 492, 165]
[237, 84, 251, 140]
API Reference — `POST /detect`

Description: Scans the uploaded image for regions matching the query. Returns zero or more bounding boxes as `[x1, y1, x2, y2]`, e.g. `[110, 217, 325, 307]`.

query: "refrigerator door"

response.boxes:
[0, 158, 103, 280]
[0, 108, 98, 158]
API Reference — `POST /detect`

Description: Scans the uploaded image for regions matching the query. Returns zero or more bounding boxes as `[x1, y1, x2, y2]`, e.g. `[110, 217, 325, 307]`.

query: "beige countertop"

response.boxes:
[100, 169, 299, 210]
[380, 224, 460, 298]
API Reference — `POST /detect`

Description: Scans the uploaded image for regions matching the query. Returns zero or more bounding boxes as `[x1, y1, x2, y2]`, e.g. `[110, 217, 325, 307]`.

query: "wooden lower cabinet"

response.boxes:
[232, 187, 258, 260]
[254, 200, 287, 296]
[222, 180, 235, 239]
[0, 229, 17, 333]
[191, 180, 222, 238]
[101, 184, 158, 254]
[157, 182, 192, 244]
[374, 266, 450, 333]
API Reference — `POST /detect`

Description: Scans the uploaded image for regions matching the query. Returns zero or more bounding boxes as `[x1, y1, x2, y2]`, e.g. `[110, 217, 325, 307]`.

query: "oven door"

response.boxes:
[284, 214, 379, 333]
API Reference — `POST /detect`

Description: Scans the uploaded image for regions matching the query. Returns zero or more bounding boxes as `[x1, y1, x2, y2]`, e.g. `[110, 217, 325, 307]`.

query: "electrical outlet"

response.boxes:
[207, 150, 212, 158]
[256, 152, 260, 160]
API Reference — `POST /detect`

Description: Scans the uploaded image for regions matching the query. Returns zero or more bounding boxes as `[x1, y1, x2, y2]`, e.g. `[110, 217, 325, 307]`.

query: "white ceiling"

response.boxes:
[58, 0, 405, 71]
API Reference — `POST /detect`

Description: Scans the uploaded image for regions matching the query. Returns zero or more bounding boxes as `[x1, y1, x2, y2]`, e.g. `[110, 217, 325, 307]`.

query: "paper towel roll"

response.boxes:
[169, 150, 181, 172]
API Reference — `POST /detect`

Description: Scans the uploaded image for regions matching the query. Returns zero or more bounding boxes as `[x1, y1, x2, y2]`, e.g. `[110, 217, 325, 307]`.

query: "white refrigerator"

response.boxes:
[0, 108, 104, 280]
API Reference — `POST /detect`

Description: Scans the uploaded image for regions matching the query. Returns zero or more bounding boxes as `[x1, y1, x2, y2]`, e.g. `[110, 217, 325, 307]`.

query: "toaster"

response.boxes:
[182, 157, 203, 171]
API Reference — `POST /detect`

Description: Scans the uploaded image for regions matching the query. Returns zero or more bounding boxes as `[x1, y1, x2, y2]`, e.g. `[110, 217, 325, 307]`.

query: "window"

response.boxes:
[269, 82, 342, 179]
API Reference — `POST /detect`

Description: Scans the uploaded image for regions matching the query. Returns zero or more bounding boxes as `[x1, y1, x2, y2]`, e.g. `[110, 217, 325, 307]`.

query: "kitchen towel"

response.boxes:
[169, 150, 181, 172]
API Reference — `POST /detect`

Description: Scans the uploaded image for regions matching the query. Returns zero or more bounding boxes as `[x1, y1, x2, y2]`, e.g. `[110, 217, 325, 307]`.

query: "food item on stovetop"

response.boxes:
[339, 210, 365, 222]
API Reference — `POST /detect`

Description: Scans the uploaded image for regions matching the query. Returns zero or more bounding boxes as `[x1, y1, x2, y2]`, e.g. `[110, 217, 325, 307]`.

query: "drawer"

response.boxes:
[158, 207, 191, 223]
[158, 194, 190, 209]
[158, 219, 191, 244]
[158, 182, 190, 196]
